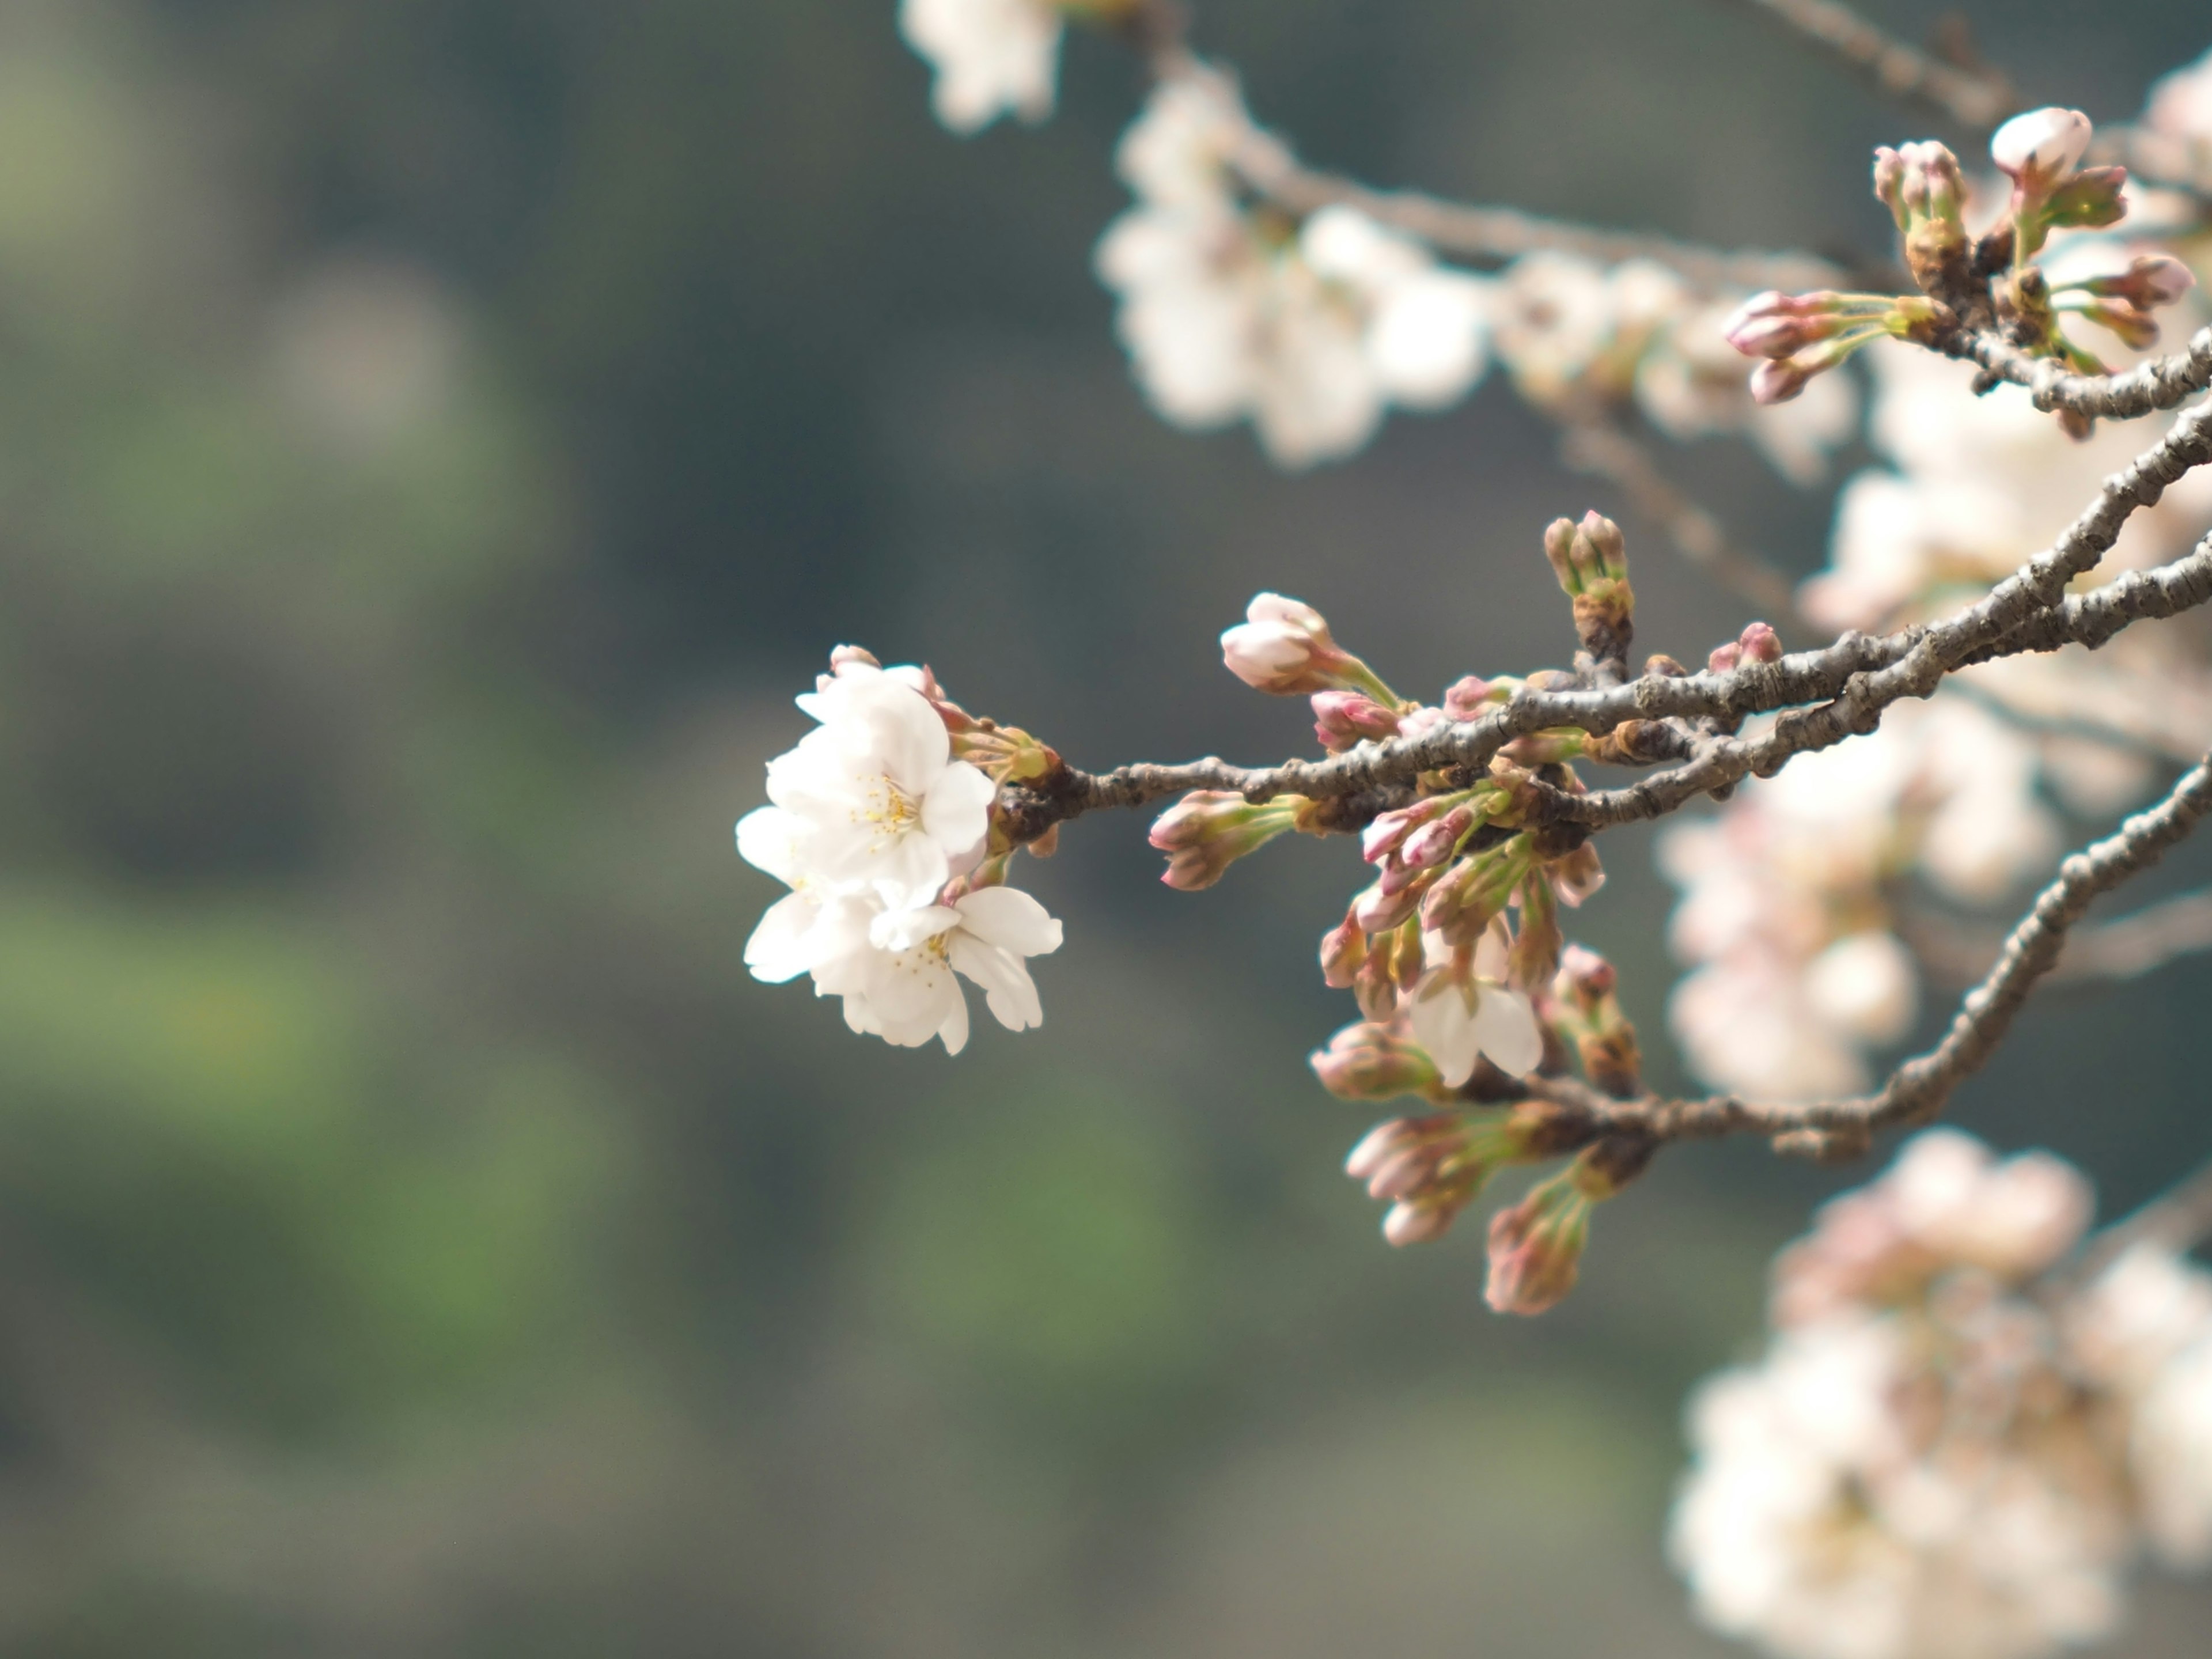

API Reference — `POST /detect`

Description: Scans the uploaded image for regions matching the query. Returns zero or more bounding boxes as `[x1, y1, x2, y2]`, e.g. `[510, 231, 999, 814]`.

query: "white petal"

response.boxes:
[744, 892, 821, 983]
[869, 904, 961, 954]
[866, 833, 952, 911]
[1471, 987, 1543, 1078]
[949, 934, 1044, 1031]
[736, 806, 812, 888]
[1408, 970, 1483, 1088]
[855, 677, 951, 797]
[937, 991, 972, 1055]
[953, 886, 1063, 957]
[922, 761, 996, 857]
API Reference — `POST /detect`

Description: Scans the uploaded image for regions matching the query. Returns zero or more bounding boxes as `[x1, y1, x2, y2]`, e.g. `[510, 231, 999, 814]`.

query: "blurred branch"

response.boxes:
[1559, 418, 1807, 627]
[2066, 1158, 2212, 1286]
[1910, 885, 2212, 988]
[1111, 12, 1850, 290]
[1716, 0, 2015, 130]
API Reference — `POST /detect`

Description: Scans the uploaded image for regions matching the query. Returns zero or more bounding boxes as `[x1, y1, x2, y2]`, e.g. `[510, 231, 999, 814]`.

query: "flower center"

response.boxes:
[851, 772, 921, 852]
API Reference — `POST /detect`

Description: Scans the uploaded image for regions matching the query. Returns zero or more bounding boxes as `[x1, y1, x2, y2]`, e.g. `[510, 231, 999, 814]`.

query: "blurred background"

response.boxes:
[3, 0, 2212, 1652]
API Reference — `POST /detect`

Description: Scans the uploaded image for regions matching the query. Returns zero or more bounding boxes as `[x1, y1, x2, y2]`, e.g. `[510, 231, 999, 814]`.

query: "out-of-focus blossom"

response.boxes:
[1672, 1132, 2212, 1659]
[1095, 75, 1490, 467]
[900, 0, 1065, 134]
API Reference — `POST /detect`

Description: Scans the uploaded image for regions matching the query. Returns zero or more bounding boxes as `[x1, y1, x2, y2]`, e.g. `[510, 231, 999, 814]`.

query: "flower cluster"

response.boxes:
[1672, 1131, 2212, 1659]
[1730, 108, 2196, 420]
[1095, 72, 1491, 468]
[737, 650, 1063, 1052]
[898, 0, 1108, 135]
[1495, 251, 1859, 484]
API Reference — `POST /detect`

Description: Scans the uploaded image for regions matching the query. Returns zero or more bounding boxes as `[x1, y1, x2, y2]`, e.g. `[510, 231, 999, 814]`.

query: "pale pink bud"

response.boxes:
[1991, 107, 2093, 186]
[1737, 622, 1783, 664]
[2126, 253, 2196, 307]
[1363, 800, 1445, 865]
[1442, 676, 1494, 721]
[1484, 1175, 1591, 1315]
[1749, 358, 1811, 405]
[1559, 944, 1616, 1002]
[1312, 690, 1402, 753]
[1320, 913, 1367, 988]
[1353, 877, 1422, 935]
[1149, 791, 1296, 891]
[1400, 806, 1476, 872]
[1221, 593, 1351, 696]
[1707, 641, 1741, 673]
[1344, 1118, 1419, 1181]
[1384, 1202, 1453, 1248]
[1314, 1028, 1444, 1104]
[1721, 291, 1862, 359]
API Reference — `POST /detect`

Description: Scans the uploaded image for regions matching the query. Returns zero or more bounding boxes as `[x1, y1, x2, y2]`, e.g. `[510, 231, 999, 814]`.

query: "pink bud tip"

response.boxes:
[1748, 358, 1810, 406]
[1737, 622, 1783, 665]
[1991, 107, 2093, 183]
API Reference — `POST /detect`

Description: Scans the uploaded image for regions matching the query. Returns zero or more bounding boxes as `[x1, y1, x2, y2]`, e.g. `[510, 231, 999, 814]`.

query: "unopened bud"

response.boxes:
[1484, 1170, 1591, 1316]
[1384, 1202, 1453, 1247]
[1547, 842, 1605, 908]
[1991, 107, 2093, 188]
[1312, 690, 1403, 752]
[1737, 622, 1783, 664]
[1320, 911, 1367, 988]
[1149, 791, 1300, 891]
[1221, 593, 1390, 699]
[1643, 653, 1687, 678]
[1353, 873, 1426, 934]
[1442, 676, 1495, 721]
[828, 643, 882, 675]
[1749, 357, 1812, 406]
[1558, 943, 1616, 1006]
[2069, 297, 2160, 350]
[1402, 806, 1477, 871]
[1722, 290, 1888, 359]
[1312, 1024, 1444, 1104]
[2066, 253, 2196, 310]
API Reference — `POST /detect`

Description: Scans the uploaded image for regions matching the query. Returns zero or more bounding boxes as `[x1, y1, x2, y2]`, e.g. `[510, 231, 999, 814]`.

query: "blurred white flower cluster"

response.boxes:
[898, 0, 1069, 134]
[738, 654, 1062, 1053]
[1488, 250, 1858, 484]
[1095, 74, 1491, 468]
[1673, 1131, 2212, 1659]
[1661, 238, 2212, 1102]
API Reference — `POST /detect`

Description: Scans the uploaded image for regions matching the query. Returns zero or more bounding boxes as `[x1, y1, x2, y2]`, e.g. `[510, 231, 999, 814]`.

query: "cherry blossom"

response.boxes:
[899, 0, 1065, 135]
[808, 885, 1064, 1054]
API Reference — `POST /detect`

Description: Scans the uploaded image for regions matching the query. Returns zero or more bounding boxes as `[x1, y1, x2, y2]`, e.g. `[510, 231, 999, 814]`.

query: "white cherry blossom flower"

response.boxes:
[1405, 927, 1541, 1086]
[1094, 76, 1491, 467]
[899, 0, 1063, 135]
[737, 805, 828, 983]
[766, 665, 995, 909]
[809, 884, 1063, 1054]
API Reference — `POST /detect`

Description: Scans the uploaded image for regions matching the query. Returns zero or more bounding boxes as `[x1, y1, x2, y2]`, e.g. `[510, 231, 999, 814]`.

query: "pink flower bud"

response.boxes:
[1442, 676, 1494, 721]
[1354, 948, 1403, 1024]
[1559, 944, 1616, 1003]
[1362, 801, 1435, 865]
[1707, 641, 1741, 673]
[1312, 1026, 1443, 1104]
[1737, 622, 1783, 665]
[1384, 1201, 1453, 1247]
[1312, 690, 1403, 753]
[1748, 358, 1812, 406]
[2127, 252, 2196, 307]
[1722, 291, 1865, 359]
[1221, 593, 1353, 696]
[1484, 1172, 1593, 1316]
[1344, 1118, 1419, 1181]
[1400, 806, 1476, 872]
[1320, 913, 1367, 988]
[1991, 107, 2093, 186]
[1149, 790, 1298, 891]
[2077, 298, 2160, 350]
[1353, 877, 1422, 935]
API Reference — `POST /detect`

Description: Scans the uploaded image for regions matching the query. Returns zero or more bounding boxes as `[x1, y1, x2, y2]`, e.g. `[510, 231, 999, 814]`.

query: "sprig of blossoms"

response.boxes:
[1672, 1131, 2212, 1659]
[737, 649, 1062, 1052]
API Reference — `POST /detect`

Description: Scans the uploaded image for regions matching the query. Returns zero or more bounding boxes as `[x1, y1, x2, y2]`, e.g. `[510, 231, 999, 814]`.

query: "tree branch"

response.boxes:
[1526, 748, 2212, 1161]
[1944, 327, 2212, 421]
[1003, 399, 2212, 840]
[1716, 0, 2014, 130]
[1912, 885, 2212, 988]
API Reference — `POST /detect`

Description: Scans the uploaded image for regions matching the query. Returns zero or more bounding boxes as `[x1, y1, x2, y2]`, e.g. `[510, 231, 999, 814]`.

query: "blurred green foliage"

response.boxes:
[0, 0, 2207, 1653]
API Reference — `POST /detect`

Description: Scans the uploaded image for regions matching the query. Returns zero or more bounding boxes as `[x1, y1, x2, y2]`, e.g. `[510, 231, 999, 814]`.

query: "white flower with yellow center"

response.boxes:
[764, 665, 997, 910]
[809, 885, 1064, 1054]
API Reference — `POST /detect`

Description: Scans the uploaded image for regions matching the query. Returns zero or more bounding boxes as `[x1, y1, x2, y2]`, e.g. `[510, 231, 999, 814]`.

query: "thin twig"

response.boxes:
[2065, 1158, 2212, 1287]
[1559, 419, 1807, 626]
[1910, 887, 2212, 987]
[1716, 0, 2015, 130]
[1521, 748, 2212, 1160]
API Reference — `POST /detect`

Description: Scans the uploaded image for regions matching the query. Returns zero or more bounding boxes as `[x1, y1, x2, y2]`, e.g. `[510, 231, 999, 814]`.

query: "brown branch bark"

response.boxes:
[1945, 327, 2212, 421]
[1002, 399, 2212, 841]
[1716, 0, 2015, 130]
